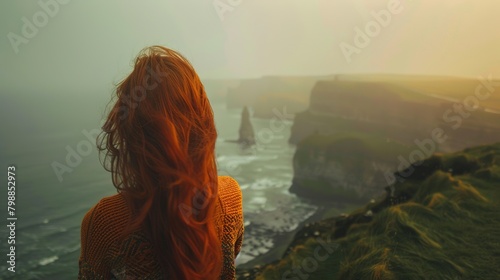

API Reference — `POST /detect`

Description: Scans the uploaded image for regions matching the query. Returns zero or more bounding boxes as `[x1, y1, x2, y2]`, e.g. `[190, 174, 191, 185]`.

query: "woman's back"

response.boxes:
[78, 176, 243, 279]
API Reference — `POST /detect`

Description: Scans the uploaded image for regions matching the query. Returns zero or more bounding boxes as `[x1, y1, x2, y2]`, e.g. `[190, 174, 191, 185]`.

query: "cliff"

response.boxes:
[238, 142, 500, 279]
[226, 75, 336, 119]
[289, 131, 415, 202]
[290, 78, 500, 153]
[290, 80, 441, 145]
[202, 78, 240, 102]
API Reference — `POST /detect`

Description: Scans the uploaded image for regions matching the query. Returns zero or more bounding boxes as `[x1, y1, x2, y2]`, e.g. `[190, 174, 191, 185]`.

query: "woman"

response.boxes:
[78, 46, 244, 280]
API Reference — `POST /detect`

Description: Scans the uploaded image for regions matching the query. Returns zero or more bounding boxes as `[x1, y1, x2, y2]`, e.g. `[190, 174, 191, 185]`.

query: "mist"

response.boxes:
[2, 0, 500, 93]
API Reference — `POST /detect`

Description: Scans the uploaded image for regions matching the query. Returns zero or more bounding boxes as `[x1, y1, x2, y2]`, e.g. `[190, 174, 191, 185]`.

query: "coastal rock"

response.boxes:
[226, 106, 256, 146]
[238, 106, 256, 146]
[289, 132, 405, 202]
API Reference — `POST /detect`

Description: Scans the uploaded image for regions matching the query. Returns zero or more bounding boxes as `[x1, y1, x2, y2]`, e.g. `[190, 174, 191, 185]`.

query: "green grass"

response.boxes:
[296, 131, 415, 163]
[257, 143, 500, 280]
[334, 74, 500, 111]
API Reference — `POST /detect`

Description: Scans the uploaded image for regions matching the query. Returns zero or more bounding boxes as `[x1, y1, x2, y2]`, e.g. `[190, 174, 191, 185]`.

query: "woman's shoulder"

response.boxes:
[217, 176, 243, 214]
[89, 193, 129, 216]
[81, 193, 131, 235]
[217, 176, 242, 197]
[98, 192, 128, 208]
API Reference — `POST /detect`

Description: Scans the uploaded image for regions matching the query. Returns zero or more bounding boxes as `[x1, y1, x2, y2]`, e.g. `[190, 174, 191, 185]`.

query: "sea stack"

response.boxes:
[238, 106, 256, 146]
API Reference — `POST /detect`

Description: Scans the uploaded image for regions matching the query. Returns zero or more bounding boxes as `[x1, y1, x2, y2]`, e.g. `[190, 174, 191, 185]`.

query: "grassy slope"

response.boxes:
[311, 76, 500, 119]
[393, 79, 500, 111]
[337, 74, 500, 111]
[256, 143, 500, 280]
[295, 131, 414, 162]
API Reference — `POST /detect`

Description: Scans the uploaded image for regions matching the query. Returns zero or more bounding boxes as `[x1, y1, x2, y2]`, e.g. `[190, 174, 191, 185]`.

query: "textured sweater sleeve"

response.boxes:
[234, 221, 244, 258]
[216, 176, 245, 279]
[222, 176, 244, 258]
[233, 178, 244, 259]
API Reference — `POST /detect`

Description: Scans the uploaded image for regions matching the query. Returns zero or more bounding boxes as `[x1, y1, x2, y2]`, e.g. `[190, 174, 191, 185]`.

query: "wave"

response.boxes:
[38, 255, 58, 266]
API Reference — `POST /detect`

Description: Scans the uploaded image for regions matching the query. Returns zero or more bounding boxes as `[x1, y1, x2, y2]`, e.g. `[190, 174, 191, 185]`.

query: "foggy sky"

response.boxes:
[1, 0, 500, 92]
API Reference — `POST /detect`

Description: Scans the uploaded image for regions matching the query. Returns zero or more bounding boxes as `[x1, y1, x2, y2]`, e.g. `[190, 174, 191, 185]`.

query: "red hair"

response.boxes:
[97, 46, 222, 279]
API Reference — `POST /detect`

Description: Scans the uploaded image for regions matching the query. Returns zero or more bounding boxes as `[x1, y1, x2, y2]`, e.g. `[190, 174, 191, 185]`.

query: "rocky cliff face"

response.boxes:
[291, 154, 392, 202]
[289, 80, 443, 145]
[288, 77, 500, 203]
[289, 132, 409, 202]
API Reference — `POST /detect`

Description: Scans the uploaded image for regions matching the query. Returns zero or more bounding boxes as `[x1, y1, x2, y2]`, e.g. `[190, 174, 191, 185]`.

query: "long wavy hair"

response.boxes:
[97, 46, 222, 279]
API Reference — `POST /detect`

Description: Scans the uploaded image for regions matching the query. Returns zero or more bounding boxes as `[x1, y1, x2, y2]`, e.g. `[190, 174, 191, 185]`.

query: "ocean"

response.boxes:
[0, 93, 319, 279]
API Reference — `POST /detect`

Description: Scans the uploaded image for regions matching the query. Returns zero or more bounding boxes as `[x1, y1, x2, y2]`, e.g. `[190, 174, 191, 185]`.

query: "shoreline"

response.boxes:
[236, 203, 331, 270]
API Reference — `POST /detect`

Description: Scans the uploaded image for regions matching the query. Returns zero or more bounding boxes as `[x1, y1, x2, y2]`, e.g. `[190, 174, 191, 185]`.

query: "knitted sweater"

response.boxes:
[78, 176, 244, 280]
